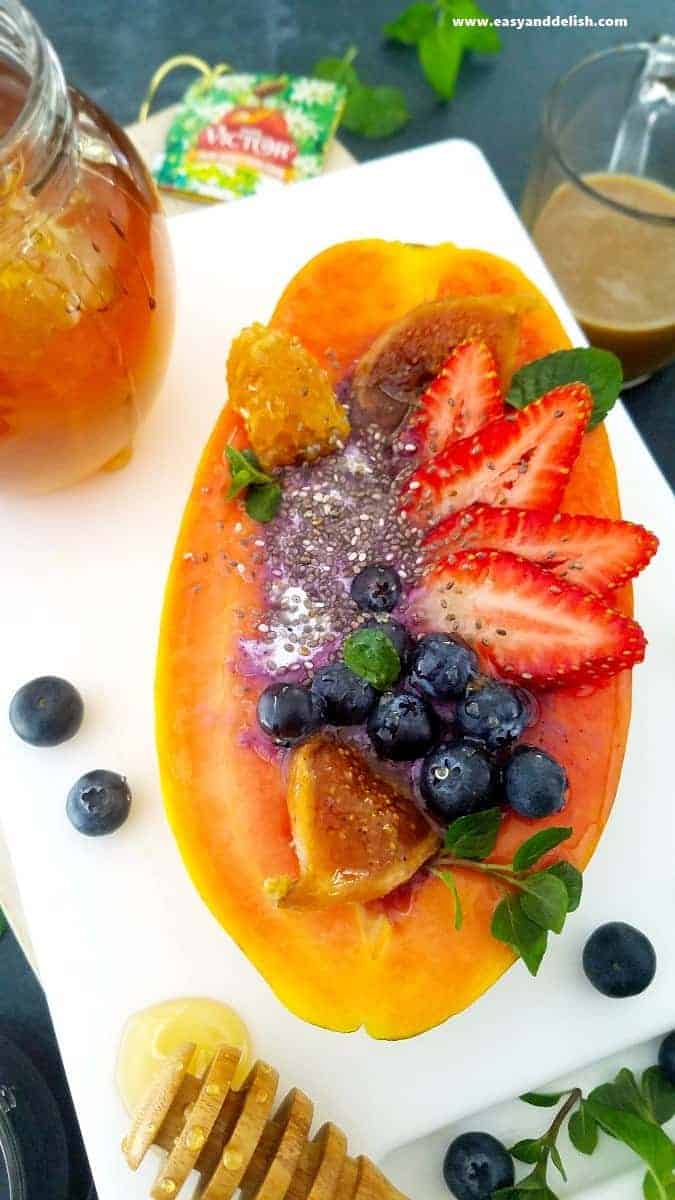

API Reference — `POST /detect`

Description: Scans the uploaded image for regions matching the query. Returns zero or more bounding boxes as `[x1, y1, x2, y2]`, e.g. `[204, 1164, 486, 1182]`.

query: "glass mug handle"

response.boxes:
[610, 34, 675, 175]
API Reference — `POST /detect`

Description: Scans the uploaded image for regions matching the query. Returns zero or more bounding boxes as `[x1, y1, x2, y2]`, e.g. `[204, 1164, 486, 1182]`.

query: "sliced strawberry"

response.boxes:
[402, 339, 503, 457]
[400, 383, 593, 529]
[408, 549, 646, 688]
[423, 504, 659, 595]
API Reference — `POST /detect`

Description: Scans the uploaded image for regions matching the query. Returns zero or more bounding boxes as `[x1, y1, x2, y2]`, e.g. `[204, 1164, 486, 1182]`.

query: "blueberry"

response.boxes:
[367, 692, 439, 761]
[583, 922, 657, 998]
[66, 770, 131, 837]
[350, 564, 402, 613]
[409, 634, 478, 701]
[361, 618, 414, 665]
[658, 1031, 675, 1085]
[9, 676, 83, 747]
[420, 740, 500, 825]
[503, 745, 568, 818]
[443, 1131, 514, 1200]
[310, 663, 376, 726]
[257, 683, 323, 745]
[455, 677, 533, 752]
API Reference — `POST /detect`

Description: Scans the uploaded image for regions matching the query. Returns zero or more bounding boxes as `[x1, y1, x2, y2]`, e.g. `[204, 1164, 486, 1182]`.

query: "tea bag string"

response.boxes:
[138, 55, 232, 122]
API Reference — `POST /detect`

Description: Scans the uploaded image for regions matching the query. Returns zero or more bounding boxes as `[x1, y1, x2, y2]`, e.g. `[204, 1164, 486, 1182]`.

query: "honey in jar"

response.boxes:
[0, 0, 174, 492]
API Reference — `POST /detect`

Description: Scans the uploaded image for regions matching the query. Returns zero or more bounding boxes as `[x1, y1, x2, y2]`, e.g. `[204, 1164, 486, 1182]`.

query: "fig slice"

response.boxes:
[350, 295, 523, 433]
[275, 736, 440, 910]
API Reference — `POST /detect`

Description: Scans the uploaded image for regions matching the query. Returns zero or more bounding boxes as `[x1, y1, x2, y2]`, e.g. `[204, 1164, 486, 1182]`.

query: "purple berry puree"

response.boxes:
[239, 424, 424, 679]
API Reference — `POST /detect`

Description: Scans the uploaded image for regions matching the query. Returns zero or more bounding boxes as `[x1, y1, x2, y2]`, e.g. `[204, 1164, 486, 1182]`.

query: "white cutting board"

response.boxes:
[1, 141, 674, 1199]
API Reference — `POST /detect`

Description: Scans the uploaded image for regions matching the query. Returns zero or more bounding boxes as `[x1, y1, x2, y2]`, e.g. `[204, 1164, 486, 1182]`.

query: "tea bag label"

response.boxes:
[154, 72, 345, 202]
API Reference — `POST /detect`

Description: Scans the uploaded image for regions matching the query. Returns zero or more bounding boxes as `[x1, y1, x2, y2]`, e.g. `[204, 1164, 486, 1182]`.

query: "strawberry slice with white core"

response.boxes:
[400, 382, 593, 529]
[403, 339, 503, 457]
[408, 549, 646, 688]
[423, 504, 659, 595]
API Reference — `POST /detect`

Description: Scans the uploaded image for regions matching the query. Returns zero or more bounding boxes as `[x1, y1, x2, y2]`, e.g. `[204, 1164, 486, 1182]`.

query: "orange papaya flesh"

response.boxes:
[157, 241, 631, 1039]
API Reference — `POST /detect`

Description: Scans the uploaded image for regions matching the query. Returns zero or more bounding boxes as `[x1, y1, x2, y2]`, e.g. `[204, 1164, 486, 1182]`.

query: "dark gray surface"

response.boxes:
[1, 1, 673, 1193]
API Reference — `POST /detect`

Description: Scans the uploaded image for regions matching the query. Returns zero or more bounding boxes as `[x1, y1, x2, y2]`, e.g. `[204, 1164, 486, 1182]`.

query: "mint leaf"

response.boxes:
[590, 1070, 652, 1122]
[520, 872, 569, 934]
[519, 1091, 567, 1108]
[492, 894, 548, 976]
[546, 861, 583, 913]
[433, 868, 463, 930]
[548, 1144, 567, 1182]
[225, 445, 274, 498]
[418, 22, 464, 99]
[342, 83, 410, 137]
[443, 807, 501, 859]
[245, 482, 282, 523]
[444, 0, 502, 53]
[384, 1, 436, 44]
[342, 628, 401, 689]
[313, 47, 359, 90]
[506, 348, 623, 430]
[504, 1164, 551, 1193]
[569, 1101, 599, 1155]
[586, 1099, 675, 1192]
[512, 828, 572, 872]
[510, 1138, 547, 1164]
[314, 46, 409, 139]
[644, 1172, 675, 1199]
[642, 1068, 675, 1126]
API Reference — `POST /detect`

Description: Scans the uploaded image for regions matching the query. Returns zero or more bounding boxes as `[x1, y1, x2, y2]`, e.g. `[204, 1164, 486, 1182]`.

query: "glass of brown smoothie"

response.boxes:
[521, 37, 675, 384]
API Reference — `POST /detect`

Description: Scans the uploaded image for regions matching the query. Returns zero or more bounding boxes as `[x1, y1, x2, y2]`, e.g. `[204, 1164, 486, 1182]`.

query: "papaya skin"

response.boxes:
[156, 240, 631, 1039]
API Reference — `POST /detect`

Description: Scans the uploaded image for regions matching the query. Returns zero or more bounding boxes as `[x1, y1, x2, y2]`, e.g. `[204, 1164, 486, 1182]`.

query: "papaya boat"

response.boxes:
[156, 240, 657, 1039]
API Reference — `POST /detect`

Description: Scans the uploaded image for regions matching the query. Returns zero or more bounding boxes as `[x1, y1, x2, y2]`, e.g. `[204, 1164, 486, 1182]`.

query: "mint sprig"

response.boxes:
[314, 47, 410, 139]
[495, 1065, 675, 1200]
[506, 347, 623, 430]
[385, 0, 502, 101]
[224, 446, 282, 524]
[342, 627, 401, 690]
[434, 816, 580, 962]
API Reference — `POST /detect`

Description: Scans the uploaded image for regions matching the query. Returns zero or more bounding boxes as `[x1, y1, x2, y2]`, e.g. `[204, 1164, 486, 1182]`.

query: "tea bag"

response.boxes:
[153, 70, 346, 203]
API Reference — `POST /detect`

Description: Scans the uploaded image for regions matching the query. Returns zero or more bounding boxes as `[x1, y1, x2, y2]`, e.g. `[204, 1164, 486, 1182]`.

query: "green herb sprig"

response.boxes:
[384, 0, 502, 101]
[494, 1065, 675, 1200]
[433, 812, 582, 973]
[507, 347, 623, 430]
[225, 446, 282, 524]
[314, 47, 410, 138]
[342, 627, 401, 690]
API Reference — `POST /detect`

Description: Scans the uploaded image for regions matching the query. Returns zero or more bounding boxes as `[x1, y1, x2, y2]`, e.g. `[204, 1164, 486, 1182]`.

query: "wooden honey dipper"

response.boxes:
[123, 1042, 410, 1200]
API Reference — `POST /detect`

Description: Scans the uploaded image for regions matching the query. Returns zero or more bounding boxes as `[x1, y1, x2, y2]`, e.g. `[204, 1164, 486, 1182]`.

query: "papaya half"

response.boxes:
[156, 240, 631, 1039]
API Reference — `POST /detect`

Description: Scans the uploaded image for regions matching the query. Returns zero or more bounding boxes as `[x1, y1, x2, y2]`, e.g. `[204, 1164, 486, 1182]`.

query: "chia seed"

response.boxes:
[248, 423, 424, 673]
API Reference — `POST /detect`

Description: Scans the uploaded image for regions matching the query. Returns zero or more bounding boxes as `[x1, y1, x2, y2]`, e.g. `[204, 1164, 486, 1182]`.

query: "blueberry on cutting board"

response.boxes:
[443, 1131, 514, 1200]
[66, 770, 131, 836]
[583, 921, 656, 997]
[10, 676, 83, 747]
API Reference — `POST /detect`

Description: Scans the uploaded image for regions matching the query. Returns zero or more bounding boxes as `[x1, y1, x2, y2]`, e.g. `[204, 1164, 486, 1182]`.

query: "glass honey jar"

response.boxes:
[0, 0, 174, 492]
